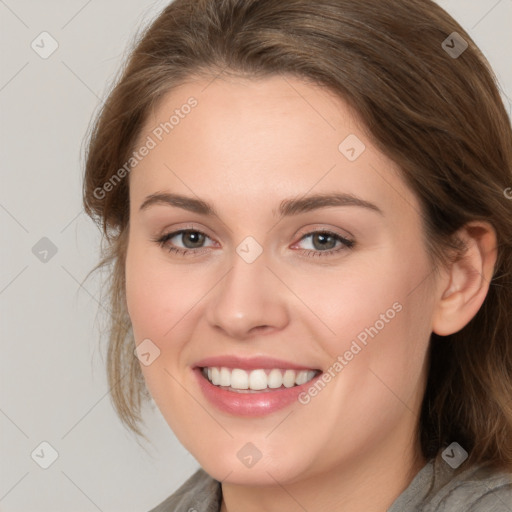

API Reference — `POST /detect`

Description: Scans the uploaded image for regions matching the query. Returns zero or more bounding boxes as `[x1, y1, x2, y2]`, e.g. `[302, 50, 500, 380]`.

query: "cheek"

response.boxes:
[125, 237, 203, 340]
[314, 245, 434, 393]
[290, 259, 411, 348]
[124, 239, 199, 422]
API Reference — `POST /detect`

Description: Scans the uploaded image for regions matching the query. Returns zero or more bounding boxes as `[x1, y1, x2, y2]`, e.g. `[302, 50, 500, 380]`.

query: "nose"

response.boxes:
[205, 249, 289, 340]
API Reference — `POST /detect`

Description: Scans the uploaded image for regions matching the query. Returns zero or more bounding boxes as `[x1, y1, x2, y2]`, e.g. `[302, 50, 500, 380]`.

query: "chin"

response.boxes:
[195, 445, 314, 487]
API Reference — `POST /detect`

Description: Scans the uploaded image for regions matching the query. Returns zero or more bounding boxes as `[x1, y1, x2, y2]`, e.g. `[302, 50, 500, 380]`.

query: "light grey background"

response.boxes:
[0, 1, 511, 511]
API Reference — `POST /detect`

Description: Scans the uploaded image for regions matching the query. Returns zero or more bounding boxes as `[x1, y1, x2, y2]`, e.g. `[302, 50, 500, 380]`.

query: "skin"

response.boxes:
[124, 75, 497, 511]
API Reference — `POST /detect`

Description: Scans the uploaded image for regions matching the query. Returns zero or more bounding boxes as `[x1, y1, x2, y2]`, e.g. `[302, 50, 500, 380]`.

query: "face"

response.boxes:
[125, 75, 438, 485]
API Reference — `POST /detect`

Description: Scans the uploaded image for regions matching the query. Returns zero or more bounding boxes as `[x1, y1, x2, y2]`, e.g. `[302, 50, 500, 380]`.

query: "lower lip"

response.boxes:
[193, 367, 322, 417]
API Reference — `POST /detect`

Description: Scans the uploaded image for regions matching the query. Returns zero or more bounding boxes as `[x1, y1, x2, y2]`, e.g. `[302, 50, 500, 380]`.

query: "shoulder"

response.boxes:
[389, 454, 512, 512]
[430, 461, 512, 512]
[147, 468, 222, 512]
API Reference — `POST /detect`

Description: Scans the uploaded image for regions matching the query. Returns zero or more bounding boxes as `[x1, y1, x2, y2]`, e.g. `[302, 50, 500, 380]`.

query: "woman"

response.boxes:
[83, 0, 512, 510]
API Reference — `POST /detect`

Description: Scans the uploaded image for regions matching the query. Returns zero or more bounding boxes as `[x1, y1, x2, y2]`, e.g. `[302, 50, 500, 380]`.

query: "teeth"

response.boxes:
[249, 369, 267, 390]
[219, 367, 231, 387]
[211, 367, 220, 385]
[201, 367, 318, 390]
[268, 368, 283, 388]
[295, 370, 309, 385]
[231, 368, 249, 389]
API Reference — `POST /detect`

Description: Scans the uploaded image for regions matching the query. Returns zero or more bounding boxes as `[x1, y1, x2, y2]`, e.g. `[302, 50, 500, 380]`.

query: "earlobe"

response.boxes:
[431, 222, 498, 337]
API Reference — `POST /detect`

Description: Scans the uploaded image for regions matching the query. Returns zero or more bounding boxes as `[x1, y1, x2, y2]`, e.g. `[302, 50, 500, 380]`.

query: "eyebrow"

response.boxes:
[139, 192, 383, 217]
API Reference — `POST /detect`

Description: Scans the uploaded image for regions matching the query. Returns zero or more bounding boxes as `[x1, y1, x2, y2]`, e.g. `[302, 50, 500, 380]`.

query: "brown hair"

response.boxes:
[83, 0, 512, 470]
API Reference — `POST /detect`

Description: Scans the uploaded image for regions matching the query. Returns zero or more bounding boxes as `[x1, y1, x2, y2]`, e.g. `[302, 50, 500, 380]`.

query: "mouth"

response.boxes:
[192, 355, 324, 415]
[199, 366, 321, 393]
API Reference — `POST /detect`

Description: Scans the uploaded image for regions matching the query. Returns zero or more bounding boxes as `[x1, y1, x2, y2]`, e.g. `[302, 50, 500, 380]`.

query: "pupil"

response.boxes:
[184, 232, 205, 248]
[313, 233, 335, 250]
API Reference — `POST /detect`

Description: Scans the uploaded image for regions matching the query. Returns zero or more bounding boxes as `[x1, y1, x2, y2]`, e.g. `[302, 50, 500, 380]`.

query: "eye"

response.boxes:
[154, 229, 216, 256]
[292, 230, 354, 258]
[154, 228, 355, 258]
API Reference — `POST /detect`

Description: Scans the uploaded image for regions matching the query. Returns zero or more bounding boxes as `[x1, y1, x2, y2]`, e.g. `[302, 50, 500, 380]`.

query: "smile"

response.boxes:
[193, 355, 323, 415]
[201, 367, 320, 392]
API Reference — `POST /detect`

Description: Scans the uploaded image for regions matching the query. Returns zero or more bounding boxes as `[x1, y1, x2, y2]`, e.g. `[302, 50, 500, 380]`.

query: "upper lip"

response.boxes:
[194, 355, 321, 371]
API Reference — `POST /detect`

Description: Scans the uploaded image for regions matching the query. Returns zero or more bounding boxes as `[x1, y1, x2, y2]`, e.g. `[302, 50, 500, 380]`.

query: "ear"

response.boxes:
[431, 222, 498, 336]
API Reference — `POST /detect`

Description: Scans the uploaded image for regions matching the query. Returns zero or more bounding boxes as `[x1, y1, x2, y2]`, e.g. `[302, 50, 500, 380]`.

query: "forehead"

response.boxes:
[129, 74, 419, 222]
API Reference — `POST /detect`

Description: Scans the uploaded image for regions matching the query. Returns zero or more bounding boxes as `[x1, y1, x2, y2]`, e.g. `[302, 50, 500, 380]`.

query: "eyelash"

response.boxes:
[153, 228, 355, 258]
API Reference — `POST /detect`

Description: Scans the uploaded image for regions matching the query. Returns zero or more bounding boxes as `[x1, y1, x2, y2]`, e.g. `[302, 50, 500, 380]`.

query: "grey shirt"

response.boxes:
[148, 454, 512, 511]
